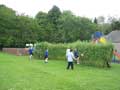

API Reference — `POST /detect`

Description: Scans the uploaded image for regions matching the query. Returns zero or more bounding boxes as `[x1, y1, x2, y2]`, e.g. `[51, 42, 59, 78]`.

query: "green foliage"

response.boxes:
[78, 43, 113, 67]
[0, 5, 16, 48]
[35, 8, 98, 43]
[93, 17, 98, 24]
[1, 4, 118, 48]
[14, 15, 39, 47]
[0, 5, 39, 48]
[98, 23, 112, 34]
[47, 5, 61, 25]
[58, 11, 96, 42]
[111, 20, 120, 30]
[34, 41, 113, 67]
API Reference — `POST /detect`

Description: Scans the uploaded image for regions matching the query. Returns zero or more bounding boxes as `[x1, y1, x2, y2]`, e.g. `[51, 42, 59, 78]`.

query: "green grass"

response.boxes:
[0, 52, 120, 90]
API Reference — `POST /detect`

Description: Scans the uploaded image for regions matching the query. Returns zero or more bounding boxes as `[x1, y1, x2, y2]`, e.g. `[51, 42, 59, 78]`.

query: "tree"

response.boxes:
[94, 17, 98, 24]
[58, 11, 96, 42]
[107, 16, 120, 30]
[0, 5, 39, 48]
[111, 21, 120, 30]
[14, 15, 39, 47]
[47, 5, 62, 42]
[58, 11, 78, 42]
[0, 5, 16, 48]
[35, 11, 48, 41]
[1, 5, 112, 46]
[47, 5, 61, 25]
[35, 11, 56, 42]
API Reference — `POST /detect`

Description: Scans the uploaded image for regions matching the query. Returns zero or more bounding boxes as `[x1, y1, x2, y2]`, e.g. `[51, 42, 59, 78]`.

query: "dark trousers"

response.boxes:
[67, 62, 74, 69]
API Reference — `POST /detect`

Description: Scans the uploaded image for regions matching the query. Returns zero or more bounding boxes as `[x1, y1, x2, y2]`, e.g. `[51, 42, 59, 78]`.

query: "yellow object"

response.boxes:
[99, 37, 106, 44]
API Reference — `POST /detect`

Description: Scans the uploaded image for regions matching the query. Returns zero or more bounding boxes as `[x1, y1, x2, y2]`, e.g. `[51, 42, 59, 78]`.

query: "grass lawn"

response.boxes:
[0, 52, 120, 90]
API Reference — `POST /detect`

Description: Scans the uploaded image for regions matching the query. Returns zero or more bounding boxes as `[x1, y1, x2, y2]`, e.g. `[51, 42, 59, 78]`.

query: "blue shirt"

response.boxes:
[74, 50, 79, 58]
[45, 50, 48, 57]
[29, 48, 33, 54]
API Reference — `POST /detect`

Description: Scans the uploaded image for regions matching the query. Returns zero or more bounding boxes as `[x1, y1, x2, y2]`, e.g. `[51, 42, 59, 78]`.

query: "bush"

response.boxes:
[34, 41, 113, 67]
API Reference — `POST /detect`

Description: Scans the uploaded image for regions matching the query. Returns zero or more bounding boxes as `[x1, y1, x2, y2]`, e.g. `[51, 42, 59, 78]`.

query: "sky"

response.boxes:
[0, 0, 120, 19]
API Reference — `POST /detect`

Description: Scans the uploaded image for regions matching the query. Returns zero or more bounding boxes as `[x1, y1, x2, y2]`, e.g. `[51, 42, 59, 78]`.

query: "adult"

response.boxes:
[66, 49, 75, 70]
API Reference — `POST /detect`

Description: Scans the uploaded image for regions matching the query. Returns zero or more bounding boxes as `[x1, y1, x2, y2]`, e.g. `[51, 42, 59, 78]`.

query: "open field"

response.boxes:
[0, 52, 120, 90]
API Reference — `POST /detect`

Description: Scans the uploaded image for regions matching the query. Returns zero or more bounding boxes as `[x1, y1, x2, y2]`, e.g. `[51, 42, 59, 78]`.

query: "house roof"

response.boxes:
[105, 30, 120, 43]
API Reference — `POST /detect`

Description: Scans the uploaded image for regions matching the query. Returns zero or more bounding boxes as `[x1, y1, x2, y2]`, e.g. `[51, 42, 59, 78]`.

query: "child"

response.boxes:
[74, 48, 80, 64]
[44, 49, 48, 63]
[28, 47, 34, 60]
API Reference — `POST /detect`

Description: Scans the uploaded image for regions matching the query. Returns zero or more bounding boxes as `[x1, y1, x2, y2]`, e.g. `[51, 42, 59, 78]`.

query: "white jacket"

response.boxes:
[66, 52, 74, 62]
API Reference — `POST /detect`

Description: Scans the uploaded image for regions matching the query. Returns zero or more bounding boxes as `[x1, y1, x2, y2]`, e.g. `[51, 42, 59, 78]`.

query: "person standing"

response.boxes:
[74, 48, 80, 64]
[66, 48, 70, 59]
[28, 47, 34, 60]
[66, 49, 75, 70]
[44, 49, 48, 63]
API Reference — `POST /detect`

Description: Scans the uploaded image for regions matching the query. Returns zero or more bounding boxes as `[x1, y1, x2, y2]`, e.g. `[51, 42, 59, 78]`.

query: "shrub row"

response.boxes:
[34, 41, 113, 67]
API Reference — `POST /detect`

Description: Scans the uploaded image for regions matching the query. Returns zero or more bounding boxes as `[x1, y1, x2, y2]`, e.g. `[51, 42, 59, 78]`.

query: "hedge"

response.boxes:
[34, 41, 113, 67]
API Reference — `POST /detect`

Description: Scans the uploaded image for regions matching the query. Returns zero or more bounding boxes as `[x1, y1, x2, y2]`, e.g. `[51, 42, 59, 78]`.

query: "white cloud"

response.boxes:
[0, 0, 120, 18]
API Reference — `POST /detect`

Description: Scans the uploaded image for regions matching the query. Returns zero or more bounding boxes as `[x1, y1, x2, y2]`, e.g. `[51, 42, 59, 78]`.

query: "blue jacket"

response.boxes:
[45, 50, 48, 57]
[74, 50, 79, 58]
[29, 48, 33, 54]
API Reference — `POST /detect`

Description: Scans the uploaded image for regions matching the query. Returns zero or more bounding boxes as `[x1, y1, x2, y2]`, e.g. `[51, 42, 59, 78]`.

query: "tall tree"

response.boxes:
[58, 11, 96, 42]
[94, 17, 98, 24]
[111, 20, 120, 30]
[14, 15, 39, 47]
[0, 5, 39, 47]
[0, 5, 16, 48]
[35, 11, 55, 42]
[47, 5, 62, 42]
[47, 5, 61, 25]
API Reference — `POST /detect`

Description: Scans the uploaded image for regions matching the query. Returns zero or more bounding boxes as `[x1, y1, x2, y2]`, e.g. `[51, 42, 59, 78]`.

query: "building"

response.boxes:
[105, 30, 120, 52]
